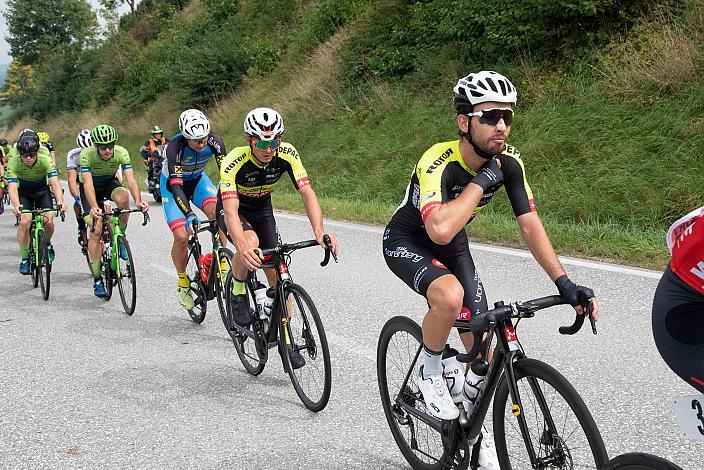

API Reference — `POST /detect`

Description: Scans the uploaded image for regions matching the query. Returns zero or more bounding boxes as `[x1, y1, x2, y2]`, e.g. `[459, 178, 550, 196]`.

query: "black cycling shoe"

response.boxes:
[231, 294, 252, 327]
[286, 345, 306, 370]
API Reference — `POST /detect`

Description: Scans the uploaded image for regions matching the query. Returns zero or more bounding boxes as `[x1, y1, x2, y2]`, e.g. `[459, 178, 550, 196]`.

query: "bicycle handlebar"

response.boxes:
[15, 206, 64, 226]
[91, 208, 150, 231]
[259, 233, 338, 266]
[460, 293, 596, 364]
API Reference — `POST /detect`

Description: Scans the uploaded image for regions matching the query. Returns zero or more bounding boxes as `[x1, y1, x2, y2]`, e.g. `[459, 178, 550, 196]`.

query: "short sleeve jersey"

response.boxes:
[389, 140, 535, 234]
[667, 206, 704, 296]
[66, 147, 82, 171]
[80, 145, 132, 186]
[219, 142, 310, 207]
[5, 147, 57, 188]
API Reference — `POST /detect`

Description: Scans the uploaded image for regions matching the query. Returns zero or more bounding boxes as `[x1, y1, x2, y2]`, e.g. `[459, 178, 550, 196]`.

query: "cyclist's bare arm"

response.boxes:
[67, 169, 80, 199]
[48, 175, 65, 211]
[298, 185, 338, 254]
[425, 183, 484, 245]
[122, 168, 147, 212]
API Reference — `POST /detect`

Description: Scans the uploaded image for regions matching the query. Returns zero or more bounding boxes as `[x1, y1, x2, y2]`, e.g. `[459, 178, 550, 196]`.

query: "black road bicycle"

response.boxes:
[604, 452, 684, 470]
[377, 294, 609, 469]
[225, 235, 337, 412]
[184, 218, 234, 324]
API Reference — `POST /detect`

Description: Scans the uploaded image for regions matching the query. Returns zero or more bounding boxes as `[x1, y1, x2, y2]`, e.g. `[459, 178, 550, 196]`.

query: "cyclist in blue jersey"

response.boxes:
[161, 109, 227, 310]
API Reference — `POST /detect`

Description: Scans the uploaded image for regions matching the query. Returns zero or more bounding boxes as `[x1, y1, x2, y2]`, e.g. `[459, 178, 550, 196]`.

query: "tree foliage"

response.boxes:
[4, 0, 97, 65]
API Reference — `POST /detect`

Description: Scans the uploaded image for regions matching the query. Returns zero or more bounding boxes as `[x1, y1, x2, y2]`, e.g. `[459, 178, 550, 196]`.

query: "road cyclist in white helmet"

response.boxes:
[382, 70, 600, 468]
[160, 109, 228, 311]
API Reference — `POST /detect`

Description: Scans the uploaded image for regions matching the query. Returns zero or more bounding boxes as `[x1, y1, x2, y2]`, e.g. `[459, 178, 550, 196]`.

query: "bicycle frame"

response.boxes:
[94, 207, 149, 278]
[190, 220, 230, 300]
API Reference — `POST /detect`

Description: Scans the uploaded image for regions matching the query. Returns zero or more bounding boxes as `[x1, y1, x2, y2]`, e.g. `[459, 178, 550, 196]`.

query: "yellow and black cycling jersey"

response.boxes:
[219, 142, 310, 207]
[389, 140, 536, 234]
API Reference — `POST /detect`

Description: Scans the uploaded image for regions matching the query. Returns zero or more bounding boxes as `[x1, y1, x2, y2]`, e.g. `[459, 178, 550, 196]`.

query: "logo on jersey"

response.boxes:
[425, 148, 453, 174]
[174, 165, 183, 174]
[384, 246, 423, 263]
[420, 192, 436, 204]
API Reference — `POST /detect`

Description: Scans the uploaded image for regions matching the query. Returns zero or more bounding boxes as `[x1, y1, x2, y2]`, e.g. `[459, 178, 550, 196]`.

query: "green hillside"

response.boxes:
[2, 0, 702, 269]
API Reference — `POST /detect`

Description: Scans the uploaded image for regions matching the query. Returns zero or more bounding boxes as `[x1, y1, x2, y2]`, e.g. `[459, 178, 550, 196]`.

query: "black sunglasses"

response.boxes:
[97, 143, 116, 151]
[467, 108, 514, 126]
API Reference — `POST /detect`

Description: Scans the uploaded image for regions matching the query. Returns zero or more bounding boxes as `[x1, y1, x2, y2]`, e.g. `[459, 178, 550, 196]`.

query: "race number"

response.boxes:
[673, 395, 704, 439]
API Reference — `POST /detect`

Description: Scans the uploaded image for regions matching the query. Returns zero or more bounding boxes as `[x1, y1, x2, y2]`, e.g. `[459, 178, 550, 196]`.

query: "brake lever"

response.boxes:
[320, 234, 337, 266]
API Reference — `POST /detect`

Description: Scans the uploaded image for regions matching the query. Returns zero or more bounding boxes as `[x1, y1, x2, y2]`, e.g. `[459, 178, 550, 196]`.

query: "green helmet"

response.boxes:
[150, 125, 163, 135]
[91, 124, 118, 145]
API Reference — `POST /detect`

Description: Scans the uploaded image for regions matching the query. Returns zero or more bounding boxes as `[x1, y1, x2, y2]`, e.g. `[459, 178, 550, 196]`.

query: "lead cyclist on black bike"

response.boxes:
[382, 71, 599, 469]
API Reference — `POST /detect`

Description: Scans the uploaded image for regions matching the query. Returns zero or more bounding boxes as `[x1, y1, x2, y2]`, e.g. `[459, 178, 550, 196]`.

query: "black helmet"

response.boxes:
[17, 134, 40, 155]
[0, 138, 7, 146]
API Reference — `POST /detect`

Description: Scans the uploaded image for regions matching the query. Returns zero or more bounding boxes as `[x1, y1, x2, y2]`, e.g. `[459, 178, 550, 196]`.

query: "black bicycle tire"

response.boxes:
[185, 242, 207, 324]
[377, 315, 454, 470]
[492, 358, 609, 469]
[116, 236, 137, 315]
[227, 271, 266, 376]
[37, 229, 50, 300]
[79, 227, 92, 275]
[279, 283, 332, 412]
[604, 452, 685, 470]
[215, 247, 234, 335]
[30, 227, 39, 288]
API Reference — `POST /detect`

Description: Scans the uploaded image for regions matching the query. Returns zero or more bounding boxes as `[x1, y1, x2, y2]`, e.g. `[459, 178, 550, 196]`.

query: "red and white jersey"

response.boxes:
[667, 206, 704, 295]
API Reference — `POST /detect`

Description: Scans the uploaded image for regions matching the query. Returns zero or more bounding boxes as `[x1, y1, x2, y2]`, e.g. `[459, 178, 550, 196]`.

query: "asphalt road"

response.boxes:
[0, 196, 701, 469]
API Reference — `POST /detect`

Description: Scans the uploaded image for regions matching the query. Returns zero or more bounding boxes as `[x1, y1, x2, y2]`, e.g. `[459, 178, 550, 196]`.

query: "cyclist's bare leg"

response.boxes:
[423, 274, 465, 352]
[44, 213, 55, 239]
[17, 214, 32, 247]
[232, 230, 260, 281]
[88, 217, 103, 262]
[171, 227, 189, 272]
[112, 189, 130, 229]
[203, 201, 227, 249]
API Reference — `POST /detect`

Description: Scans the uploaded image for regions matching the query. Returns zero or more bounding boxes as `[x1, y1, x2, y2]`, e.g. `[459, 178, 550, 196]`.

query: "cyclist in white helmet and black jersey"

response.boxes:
[382, 71, 600, 468]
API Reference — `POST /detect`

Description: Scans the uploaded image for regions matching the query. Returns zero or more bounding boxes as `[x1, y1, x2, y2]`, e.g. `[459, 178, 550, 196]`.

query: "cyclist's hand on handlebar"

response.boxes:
[90, 206, 103, 220]
[12, 205, 21, 217]
[137, 201, 149, 213]
[240, 247, 263, 271]
[317, 232, 338, 255]
[184, 213, 198, 235]
[555, 275, 599, 321]
[58, 203, 67, 214]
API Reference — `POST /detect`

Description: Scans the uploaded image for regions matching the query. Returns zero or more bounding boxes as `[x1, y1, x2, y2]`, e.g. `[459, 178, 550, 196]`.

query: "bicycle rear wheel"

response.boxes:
[279, 283, 331, 412]
[493, 358, 609, 469]
[227, 272, 266, 376]
[604, 453, 684, 470]
[116, 236, 137, 315]
[37, 230, 51, 300]
[377, 316, 459, 469]
[185, 242, 207, 323]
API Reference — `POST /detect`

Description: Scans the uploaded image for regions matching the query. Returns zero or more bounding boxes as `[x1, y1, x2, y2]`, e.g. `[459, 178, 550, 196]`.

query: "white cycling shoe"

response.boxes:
[417, 367, 460, 421]
[476, 425, 500, 470]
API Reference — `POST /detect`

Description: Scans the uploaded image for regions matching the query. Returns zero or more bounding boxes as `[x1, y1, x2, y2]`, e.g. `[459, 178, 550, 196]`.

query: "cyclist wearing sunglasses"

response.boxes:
[652, 206, 704, 394]
[80, 124, 148, 298]
[161, 109, 227, 310]
[6, 132, 65, 274]
[382, 71, 599, 462]
[218, 108, 339, 336]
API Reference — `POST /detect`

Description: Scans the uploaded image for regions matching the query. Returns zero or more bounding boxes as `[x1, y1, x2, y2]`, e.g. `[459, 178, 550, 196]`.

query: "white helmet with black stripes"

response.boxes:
[179, 109, 210, 140]
[453, 71, 517, 109]
[243, 107, 284, 141]
[76, 129, 92, 149]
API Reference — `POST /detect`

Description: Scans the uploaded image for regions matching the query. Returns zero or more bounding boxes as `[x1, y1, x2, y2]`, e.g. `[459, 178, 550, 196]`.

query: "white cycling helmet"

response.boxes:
[76, 129, 92, 149]
[244, 107, 284, 141]
[178, 109, 210, 140]
[453, 71, 517, 109]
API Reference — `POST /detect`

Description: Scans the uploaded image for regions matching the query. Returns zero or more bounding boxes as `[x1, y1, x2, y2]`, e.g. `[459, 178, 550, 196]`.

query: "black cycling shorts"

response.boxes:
[19, 185, 53, 211]
[216, 197, 281, 250]
[79, 178, 126, 216]
[652, 265, 704, 393]
[382, 223, 488, 321]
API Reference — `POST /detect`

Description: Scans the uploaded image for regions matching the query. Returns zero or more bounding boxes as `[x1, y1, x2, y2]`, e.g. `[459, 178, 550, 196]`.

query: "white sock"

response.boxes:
[421, 345, 443, 378]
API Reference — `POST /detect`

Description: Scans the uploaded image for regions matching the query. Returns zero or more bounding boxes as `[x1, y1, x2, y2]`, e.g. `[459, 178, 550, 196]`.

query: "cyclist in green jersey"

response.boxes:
[6, 133, 66, 273]
[80, 124, 149, 297]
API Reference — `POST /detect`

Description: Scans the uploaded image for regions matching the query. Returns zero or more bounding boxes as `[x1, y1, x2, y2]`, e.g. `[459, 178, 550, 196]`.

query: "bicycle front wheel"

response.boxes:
[101, 243, 113, 301]
[604, 453, 684, 470]
[493, 358, 609, 469]
[37, 229, 51, 300]
[116, 236, 137, 315]
[280, 283, 331, 412]
[185, 242, 207, 323]
[377, 316, 455, 470]
[30, 231, 39, 288]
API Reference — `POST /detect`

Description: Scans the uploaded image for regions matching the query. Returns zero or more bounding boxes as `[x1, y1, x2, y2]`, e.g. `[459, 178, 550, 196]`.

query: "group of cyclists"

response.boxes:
[0, 70, 700, 469]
